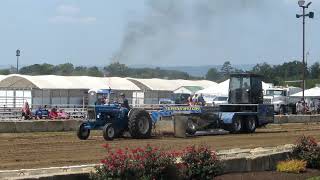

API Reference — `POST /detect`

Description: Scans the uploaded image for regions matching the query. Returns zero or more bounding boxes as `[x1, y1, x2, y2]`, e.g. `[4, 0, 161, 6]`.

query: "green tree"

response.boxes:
[104, 62, 129, 77]
[251, 62, 275, 82]
[0, 69, 10, 75]
[205, 68, 221, 81]
[19, 63, 55, 75]
[310, 62, 320, 79]
[72, 66, 88, 76]
[220, 61, 233, 77]
[87, 66, 103, 77]
[54, 63, 74, 75]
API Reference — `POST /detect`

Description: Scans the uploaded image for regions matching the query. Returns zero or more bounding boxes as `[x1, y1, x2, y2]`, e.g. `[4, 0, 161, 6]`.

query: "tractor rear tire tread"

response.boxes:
[128, 109, 152, 139]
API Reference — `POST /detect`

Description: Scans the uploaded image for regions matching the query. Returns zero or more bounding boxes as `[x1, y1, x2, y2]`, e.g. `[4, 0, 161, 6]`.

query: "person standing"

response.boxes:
[21, 101, 31, 120]
[119, 93, 130, 109]
[192, 94, 199, 105]
[198, 93, 206, 106]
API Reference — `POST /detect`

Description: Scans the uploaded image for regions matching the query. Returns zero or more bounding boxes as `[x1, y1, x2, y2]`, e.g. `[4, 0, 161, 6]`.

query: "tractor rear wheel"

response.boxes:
[128, 109, 152, 139]
[243, 116, 257, 133]
[103, 123, 116, 141]
[77, 123, 90, 140]
[229, 116, 242, 134]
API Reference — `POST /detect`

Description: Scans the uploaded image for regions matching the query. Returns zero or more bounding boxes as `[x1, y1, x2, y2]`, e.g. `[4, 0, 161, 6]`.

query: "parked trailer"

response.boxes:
[156, 74, 274, 134]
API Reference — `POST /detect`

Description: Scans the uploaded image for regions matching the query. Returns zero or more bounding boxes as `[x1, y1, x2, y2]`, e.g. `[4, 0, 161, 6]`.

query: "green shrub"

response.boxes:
[292, 135, 320, 169]
[276, 159, 307, 173]
[307, 176, 320, 180]
[180, 145, 223, 180]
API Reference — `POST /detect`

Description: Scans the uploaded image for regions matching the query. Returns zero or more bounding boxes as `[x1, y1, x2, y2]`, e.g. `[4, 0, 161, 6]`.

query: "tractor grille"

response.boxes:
[263, 98, 272, 104]
[87, 108, 95, 119]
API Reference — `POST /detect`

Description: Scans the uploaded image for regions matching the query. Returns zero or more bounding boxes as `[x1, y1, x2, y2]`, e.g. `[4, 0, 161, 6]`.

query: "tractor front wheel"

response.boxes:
[128, 109, 152, 139]
[77, 123, 90, 140]
[103, 123, 116, 141]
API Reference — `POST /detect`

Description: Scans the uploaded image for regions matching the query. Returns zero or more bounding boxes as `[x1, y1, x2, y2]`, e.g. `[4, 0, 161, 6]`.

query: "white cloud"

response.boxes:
[49, 16, 96, 24]
[57, 5, 80, 15]
[49, 4, 96, 24]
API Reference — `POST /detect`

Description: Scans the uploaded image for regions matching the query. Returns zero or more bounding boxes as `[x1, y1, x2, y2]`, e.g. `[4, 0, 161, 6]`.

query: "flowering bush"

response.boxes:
[276, 159, 307, 173]
[91, 144, 179, 180]
[180, 145, 223, 180]
[292, 135, 320, 169]
[91, 144, 223, 180]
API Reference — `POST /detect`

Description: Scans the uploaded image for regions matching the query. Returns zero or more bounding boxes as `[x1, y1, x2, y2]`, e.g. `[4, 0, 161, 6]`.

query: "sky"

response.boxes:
[0, 0, 319, 67]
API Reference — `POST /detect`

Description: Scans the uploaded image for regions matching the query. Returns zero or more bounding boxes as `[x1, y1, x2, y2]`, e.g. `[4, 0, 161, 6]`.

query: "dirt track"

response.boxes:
[1, 123, 320, 170]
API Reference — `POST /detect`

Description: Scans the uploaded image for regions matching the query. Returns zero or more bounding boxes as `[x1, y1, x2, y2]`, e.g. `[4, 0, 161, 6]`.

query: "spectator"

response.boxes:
[187, 94, 193, 106]
[192, 94, 199, 105]
[21, 101, 31, 120]
[197, 93, 206, 106]
[296, 100, 303, 114]
[57, 109, 70, 119]
[309, 99, 316, 114]
[49, 106, 58, 119]
[317, 99, 320, 114]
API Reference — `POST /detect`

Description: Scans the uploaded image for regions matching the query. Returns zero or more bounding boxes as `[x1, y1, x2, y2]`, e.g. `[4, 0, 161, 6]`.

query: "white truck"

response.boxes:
[263, 86, 302, 114]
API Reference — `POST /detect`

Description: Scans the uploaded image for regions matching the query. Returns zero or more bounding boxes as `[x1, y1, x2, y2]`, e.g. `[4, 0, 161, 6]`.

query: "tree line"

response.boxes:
[0, 62, 198, 80]
[206, 61, 320, 89]
[1, 61, 320, 88]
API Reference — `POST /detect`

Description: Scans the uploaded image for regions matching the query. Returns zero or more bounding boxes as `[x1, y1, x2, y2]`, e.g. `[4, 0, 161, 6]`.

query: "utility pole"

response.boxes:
[296, 0, 314, 113]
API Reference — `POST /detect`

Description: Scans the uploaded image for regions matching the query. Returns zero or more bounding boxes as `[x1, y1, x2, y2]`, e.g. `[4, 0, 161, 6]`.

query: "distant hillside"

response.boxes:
[130, 64, 255, 77]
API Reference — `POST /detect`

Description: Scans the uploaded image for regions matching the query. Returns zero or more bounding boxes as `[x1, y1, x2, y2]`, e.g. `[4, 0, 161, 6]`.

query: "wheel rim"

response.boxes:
[107, 127, 114, 138]
[248, 118, 256, 130]
[138, 117, 149, 134]
[234, 118, 242, 131]
[187, 120, 196, 130]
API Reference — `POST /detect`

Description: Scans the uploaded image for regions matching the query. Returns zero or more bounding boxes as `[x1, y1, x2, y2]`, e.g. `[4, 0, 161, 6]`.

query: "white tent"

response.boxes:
[173, 86, 203, 94]
[0, 75, 6, 81]
[197, 80, 229, 96]
[0, 74, 140, 90]
[290, 87, 320, 98]
[196, 80, 229, 103]
[128, 78, 217, 91]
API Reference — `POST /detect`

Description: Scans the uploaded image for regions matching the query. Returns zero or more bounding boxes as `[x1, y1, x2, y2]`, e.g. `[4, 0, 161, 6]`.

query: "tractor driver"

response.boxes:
[119, 93, 130, 109]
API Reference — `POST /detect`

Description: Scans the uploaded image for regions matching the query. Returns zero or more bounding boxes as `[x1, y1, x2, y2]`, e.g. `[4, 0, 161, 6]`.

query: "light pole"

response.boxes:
[16, 49, 20, 73]
[296, 0, 314, 112]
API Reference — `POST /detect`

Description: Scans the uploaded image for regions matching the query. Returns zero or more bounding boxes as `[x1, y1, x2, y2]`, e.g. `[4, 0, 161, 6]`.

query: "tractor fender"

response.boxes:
[219, 112, 236, 124]
[128, 109, 135, 118]
[150, 111, 161, 123]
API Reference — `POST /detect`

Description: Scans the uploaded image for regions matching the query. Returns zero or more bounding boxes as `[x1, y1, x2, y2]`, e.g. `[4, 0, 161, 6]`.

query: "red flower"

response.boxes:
[116, 149, 124, 155]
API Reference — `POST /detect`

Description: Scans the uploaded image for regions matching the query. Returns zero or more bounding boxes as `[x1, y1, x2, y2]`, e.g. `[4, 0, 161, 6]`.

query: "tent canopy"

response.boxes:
[174, 86, 203, 94]
[128, 78, 217, 91]
[0, 75, 6, 81]
[197, 79, 229, 97]
[290, 87, 320, 98]
[0, 74, 141, 90]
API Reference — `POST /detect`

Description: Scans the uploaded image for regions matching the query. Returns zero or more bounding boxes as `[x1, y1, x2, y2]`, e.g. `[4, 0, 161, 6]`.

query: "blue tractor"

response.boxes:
[77, 89, 153, 141]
